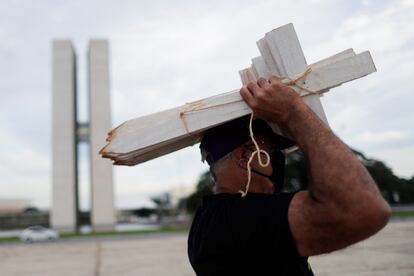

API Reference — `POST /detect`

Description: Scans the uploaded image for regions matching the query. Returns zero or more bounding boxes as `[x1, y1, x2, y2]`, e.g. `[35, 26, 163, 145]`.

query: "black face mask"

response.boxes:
[270, 150, 286, 193]
[238, 150, 286, 193]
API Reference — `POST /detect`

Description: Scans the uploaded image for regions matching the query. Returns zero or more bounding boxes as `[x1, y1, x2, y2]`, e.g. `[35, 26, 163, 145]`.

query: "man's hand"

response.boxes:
[239, 77, 302, 126]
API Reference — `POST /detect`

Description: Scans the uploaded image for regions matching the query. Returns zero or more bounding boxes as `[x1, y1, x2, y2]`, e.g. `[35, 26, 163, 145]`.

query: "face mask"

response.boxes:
[249, 167, 273, 181]
[269, 151, 286, 193]
[237, 150, 286, 193]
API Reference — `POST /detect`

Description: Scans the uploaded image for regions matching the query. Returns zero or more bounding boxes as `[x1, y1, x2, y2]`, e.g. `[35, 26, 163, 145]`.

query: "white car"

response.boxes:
[20, 226, 59, 243]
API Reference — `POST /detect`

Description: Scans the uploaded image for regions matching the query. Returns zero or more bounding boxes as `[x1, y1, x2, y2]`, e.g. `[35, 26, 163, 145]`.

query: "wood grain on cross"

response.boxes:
[100, 23, 376, 166]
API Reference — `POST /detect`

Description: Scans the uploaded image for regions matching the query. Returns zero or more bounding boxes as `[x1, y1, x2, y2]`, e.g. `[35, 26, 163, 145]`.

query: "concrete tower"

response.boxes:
[88, 40, 116, 231]
[51, 39, 115, 233]
[51, 41, 79, 233]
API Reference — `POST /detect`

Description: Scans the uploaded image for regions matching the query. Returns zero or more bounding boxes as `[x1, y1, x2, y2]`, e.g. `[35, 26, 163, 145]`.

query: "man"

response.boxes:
[187, 76, 391, 275]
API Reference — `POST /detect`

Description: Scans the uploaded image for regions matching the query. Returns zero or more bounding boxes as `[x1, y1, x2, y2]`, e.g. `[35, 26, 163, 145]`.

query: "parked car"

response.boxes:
[20, 226, 59, 243]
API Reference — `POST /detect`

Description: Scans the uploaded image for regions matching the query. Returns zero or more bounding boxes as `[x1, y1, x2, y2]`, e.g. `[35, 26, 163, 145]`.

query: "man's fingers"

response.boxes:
[240, 85, 256, 106]
[246, 81, 260, 94]
[269, 75, 282, 84]
[257, 78, 268, 88]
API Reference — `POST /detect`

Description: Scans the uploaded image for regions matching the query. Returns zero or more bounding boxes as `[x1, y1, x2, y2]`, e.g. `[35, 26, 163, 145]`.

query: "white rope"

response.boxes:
[238, 112, 270, 197]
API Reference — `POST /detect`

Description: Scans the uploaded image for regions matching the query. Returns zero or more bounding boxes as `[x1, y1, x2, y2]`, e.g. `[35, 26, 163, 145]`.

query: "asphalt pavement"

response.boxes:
[0, 221, 413, 276]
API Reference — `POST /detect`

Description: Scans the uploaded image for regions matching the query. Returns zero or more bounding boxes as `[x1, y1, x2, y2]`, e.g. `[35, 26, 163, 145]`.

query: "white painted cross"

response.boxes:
[101, 23, 376, 166]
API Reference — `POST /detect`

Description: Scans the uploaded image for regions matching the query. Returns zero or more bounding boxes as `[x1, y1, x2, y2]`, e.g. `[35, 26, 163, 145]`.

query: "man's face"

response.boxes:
[241, 135, 277, 177]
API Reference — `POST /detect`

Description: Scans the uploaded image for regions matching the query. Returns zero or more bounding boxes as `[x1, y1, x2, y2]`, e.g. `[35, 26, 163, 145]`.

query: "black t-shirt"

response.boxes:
[188, 192, 314, 276]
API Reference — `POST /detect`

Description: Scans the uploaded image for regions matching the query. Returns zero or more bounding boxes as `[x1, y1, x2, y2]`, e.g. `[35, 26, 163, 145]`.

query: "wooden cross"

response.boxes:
[100, 23, 376, 166]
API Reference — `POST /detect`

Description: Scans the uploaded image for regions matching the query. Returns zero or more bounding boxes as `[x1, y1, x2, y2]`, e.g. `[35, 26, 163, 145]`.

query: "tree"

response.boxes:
[133, 207, 156, 218]
[151, 193, 172, 222]
[181, 171, 214, 214]
[352, 149, 414, 203]
[283, 148, 414, 203]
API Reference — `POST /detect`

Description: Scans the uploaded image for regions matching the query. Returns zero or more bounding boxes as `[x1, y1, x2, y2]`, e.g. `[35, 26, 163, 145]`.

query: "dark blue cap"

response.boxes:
[200, 115, 295, 165]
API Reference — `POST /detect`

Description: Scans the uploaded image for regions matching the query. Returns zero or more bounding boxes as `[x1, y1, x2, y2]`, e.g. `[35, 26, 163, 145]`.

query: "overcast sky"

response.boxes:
[1, 0, 413, 210]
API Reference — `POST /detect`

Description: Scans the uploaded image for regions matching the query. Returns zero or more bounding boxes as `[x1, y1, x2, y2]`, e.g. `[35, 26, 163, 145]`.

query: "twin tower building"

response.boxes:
[51, 40, 115, 232]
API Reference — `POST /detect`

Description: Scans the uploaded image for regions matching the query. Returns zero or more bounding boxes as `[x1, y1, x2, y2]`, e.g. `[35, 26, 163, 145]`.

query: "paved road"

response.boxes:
[310, 220, 414, 275]
[0, 221, 413, 276]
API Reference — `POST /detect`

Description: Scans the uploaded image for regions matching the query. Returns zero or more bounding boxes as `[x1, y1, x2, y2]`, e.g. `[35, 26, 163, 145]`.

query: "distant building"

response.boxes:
[0, 198, 31, 214]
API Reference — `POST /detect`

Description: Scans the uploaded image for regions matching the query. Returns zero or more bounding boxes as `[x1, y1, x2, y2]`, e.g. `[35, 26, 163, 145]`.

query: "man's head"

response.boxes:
[200, 115, 295, 194]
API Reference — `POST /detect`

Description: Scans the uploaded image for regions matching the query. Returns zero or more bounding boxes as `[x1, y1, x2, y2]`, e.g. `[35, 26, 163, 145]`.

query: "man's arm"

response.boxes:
[240, 77, 391, 256]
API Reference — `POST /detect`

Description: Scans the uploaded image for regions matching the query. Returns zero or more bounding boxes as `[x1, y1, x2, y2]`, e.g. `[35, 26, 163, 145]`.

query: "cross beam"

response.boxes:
[100, 23, 376, 166]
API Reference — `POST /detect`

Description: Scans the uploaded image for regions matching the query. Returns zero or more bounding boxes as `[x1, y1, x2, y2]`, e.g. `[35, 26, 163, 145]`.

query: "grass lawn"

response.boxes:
[61, 226, 188, 239]
[2, 212, 413, 244]
[392, 210, 414, 218]
[0, 236, 19, 243]
[0, 227, 189, 244]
